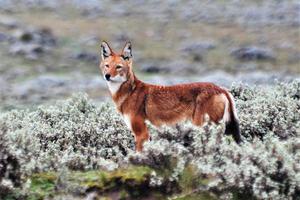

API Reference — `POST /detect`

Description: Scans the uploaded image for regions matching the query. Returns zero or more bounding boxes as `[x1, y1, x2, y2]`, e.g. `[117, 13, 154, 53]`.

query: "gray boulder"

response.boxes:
[9, 28, 56, 59]
[0, 32, 9, 42]
[13, 28, 56, 46]
[231, 46, 275, 61]
[0, 17, 19, 29]
[181, 41, 216, 62]
[140, 64, 169, 73]
[9, 43, 44, 60]
[71, 51, 98, 63]
[181, 41, 216, 52]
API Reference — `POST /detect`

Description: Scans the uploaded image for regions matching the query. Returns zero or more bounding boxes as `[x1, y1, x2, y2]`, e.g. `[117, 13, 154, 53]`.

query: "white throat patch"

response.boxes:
[123, 114, 131, 129]
[105, 74, 126, 94]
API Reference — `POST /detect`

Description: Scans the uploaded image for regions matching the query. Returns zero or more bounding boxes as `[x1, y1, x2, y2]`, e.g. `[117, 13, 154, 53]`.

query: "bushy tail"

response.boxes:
[224, 92, 242, 144]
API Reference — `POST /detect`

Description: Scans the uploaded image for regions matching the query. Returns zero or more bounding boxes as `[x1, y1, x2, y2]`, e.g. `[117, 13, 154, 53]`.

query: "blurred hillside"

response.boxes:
[0, 0, 299, 110]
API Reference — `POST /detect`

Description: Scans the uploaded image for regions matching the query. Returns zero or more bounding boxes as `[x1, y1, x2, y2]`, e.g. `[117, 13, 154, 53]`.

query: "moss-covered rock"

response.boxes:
[26, 172, 57, 200]
[11, 165, 216, 200]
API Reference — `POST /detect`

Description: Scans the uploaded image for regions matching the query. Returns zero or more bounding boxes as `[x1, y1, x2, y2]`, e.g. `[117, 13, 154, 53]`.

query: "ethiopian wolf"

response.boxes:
[99, 41, 242, 151]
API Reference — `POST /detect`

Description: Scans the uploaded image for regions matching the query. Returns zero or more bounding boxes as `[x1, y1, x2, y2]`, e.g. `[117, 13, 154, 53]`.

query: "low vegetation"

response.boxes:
[0, 81, 299, 199]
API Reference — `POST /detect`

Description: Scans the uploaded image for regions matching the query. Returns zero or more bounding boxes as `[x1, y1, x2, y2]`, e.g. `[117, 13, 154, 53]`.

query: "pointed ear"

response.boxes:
[100, 41, 112, 60]
[121, 42, 132, 61]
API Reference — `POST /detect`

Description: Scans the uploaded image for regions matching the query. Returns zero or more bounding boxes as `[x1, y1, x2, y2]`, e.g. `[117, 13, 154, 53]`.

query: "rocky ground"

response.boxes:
[0, 0, 299, 110]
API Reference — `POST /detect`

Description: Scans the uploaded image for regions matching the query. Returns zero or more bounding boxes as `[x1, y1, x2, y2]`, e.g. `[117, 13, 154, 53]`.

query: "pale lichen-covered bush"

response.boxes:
[0, 81, 299, 199]
[231, 81, 300, 140]
[134, 123, 299, 199]
[0, 94, 134, 179]
[192, 125, 300, 199]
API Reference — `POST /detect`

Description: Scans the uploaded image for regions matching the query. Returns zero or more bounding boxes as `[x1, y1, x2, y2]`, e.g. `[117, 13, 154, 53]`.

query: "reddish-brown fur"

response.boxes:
[100, 41, 239, 151]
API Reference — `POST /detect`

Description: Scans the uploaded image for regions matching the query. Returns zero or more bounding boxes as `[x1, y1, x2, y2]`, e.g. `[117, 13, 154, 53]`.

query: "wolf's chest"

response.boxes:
[122, 114, 132, 129]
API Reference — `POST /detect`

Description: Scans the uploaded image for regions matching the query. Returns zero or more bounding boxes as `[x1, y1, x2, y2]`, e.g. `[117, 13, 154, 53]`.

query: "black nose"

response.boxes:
[105, 74, 111, 81]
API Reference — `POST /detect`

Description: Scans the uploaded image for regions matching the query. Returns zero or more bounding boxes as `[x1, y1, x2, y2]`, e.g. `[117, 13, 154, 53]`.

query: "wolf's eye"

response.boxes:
[105, 64, 109, 68]
[116, 65, 122, 69]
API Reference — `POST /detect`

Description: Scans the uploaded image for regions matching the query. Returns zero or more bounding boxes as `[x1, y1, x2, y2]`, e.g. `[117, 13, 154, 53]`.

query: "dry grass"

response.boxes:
[2, 7, 300, 75]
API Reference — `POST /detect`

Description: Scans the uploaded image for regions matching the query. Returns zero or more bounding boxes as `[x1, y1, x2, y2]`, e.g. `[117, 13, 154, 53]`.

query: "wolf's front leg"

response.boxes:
[130, 116, 149, 152]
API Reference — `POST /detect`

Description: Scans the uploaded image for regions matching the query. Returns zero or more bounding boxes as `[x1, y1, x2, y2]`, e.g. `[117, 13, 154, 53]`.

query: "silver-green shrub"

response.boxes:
[192, 124, 299, 199]
[0, 94, 134, 179]
[132, 122, 299, 199]
[0, 81, 299, 199]
[231, 81, 300, 140]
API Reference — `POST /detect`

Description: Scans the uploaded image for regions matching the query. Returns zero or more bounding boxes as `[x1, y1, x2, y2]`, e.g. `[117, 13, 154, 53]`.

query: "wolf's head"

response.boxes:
[99, 41, 134, 94]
